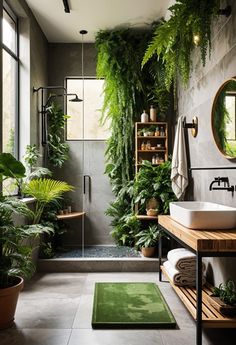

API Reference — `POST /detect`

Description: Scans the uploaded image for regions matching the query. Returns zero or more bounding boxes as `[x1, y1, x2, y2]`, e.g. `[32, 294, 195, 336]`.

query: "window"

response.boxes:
[2, 2, 19, 157]
[66, 78, 110, 140]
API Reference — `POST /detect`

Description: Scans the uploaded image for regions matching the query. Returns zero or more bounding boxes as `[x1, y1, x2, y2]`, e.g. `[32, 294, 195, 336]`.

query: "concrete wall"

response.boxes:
[177, 0, 236, 285]
[48, 43, 114, 245]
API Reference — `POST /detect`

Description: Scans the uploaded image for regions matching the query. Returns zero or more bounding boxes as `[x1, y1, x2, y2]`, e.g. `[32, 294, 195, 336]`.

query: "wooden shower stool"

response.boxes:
[56, 211, 85, 220]
[158, 215, 236, 345]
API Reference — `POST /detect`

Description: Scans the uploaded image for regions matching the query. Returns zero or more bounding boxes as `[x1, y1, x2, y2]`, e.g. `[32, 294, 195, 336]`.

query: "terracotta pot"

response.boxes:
[0, 276, 24, 329]
[141, 247, 156, 257]
[146, 209, 158, 216]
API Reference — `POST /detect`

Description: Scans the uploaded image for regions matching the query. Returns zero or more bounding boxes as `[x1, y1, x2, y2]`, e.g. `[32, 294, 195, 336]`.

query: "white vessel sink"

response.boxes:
[169, 201, 236, 230]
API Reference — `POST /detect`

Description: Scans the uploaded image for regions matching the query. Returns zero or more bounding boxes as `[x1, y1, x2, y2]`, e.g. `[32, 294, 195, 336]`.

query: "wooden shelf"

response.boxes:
[56, 211, 85, 220]
[161, 265, 236, 328]
[136, 215, 158, 220]
[138, 149, 166, 152]
[137, 136, 167, 139]
[136, 122, 167, 125]
[136, 163, 162, 166]
[158, 215, 236, 252]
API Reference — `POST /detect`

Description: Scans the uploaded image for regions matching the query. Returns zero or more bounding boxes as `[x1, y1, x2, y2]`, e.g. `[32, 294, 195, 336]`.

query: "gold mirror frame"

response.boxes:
[211, 77, 236, 160]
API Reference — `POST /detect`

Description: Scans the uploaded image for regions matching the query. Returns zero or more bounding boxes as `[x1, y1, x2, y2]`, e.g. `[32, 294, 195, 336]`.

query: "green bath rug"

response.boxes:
[92, 282, 176, 329]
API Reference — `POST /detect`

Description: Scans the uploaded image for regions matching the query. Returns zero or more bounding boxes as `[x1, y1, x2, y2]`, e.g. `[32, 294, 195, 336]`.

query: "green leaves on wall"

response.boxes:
[142, 0, 221, 89]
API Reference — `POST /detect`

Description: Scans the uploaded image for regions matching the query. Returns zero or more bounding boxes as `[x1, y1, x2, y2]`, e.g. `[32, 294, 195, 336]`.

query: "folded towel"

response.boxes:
[163, 260, 206, 287]
[167, 248, 206, 272]
[171, 116, 188, 199]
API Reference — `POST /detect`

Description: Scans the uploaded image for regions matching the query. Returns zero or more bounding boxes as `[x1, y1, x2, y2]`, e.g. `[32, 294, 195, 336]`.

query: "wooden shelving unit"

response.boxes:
[56, 211, 85, 220]
[161, 265, 236, 328]
[135, 122, 168, 174]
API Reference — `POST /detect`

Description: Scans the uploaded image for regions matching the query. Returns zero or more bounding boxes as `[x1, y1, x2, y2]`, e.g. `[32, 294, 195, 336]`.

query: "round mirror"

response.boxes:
[212, 78, 236, 159]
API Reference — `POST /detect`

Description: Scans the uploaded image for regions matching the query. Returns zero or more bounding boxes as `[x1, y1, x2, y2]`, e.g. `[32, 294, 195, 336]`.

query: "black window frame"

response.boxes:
[2, 0, 19, 159]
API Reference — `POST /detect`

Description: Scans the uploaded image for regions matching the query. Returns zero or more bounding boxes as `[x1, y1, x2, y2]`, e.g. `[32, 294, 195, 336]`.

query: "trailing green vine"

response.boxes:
[96, 28, 171, 245]
[142, 0, 221, 89]
[46, 101, 70, 168]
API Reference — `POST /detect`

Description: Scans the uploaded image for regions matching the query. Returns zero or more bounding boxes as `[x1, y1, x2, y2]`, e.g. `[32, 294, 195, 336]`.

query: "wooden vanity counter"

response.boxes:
[158, 215, 236, 252]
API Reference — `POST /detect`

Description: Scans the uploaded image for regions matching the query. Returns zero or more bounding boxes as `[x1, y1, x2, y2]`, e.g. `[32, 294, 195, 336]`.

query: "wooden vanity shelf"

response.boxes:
[56, 211, 85, 220]
[158, 215, 236, 345]
[161, 265, 236, 328]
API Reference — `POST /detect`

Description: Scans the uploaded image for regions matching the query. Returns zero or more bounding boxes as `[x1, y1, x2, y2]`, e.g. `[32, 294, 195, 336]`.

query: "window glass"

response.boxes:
[66, 78, 110, 140]
[3, 7, 17, 54]
[2, 49, 17, 155]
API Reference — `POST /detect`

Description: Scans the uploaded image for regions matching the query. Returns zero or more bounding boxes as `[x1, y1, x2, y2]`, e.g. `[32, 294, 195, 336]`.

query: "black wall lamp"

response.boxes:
[62, 0, 70, 13]
[33, 86, 82, 147]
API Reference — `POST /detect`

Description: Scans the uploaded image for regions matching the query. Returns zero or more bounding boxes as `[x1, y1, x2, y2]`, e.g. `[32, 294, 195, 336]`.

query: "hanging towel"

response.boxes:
[163, 260, 206, 287]
[171, 116, 188, 199]
[167, 248, 206, 272]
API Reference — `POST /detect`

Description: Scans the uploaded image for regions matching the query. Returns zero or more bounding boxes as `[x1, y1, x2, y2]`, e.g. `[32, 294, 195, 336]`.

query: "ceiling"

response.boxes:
[25, 0, 171, 43]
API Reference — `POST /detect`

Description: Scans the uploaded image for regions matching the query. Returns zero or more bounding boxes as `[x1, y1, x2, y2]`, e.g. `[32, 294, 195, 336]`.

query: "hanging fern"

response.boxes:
[142, 0, 221, 89]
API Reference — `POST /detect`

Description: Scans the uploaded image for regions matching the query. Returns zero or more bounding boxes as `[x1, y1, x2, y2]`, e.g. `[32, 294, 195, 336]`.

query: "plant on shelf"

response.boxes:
[133, 160, 176, 215]
[142, 0, 221, 89]
[135, 224, 161, 257]
[0, 153, 53, 329]
[213, 280, 236, 306]
[46, 101, 70, 168]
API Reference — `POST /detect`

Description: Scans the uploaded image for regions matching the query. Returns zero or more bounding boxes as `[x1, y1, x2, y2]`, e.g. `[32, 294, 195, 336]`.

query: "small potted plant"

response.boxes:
[135, 224, 161, 257]
[142, 127, 150, 137]
[147, 125, 156, 136]
[208, 280, 236, 315]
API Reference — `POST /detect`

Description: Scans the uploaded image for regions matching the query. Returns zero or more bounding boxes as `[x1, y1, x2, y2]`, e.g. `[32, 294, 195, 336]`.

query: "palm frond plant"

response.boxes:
[23, 178, 74, 224]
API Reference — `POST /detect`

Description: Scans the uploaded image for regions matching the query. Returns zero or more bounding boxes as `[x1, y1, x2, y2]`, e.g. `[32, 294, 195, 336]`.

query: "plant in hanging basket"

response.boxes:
[207, 280, 236, 316]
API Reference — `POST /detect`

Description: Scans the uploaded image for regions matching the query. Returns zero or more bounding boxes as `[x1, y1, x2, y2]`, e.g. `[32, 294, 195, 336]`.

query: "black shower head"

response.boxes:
[68, 94, 83, 102]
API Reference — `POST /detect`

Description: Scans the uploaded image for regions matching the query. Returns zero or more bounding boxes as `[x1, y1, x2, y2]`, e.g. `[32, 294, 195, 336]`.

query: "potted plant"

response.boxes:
[133, 160, 177, 215]
[0, 153, 53, 329]
[207, 280, 236, 316]
[135, 224, 161, 257]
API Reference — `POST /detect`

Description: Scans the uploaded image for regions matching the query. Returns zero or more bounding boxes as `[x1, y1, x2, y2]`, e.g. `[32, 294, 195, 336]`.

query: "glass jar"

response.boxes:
[146, 141, 151, 150]
[155, 126, 160, 136]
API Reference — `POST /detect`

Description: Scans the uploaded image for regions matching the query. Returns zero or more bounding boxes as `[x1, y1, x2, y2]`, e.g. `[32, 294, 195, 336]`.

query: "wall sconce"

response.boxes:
[183, 116, 198, 138]
[33, 86, 82, 147]
[193, 33, 200, 46]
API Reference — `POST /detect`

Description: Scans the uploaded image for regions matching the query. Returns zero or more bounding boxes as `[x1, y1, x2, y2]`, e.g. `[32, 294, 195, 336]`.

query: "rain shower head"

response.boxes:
[68, 94, 83, 102]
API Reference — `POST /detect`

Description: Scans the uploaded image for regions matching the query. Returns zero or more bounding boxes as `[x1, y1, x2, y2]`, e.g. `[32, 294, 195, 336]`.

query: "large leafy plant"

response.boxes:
[142, 0, 221, 89]
[0, 153, 52, 289]
[134, 160, 177, 214]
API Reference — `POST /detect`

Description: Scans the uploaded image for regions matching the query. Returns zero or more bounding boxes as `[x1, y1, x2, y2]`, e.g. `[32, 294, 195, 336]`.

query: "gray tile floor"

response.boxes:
[1, 272, 236, 345]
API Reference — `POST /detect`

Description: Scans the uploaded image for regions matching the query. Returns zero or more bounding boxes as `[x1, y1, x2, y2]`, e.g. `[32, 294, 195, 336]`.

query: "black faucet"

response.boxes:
[209, 177, 234, 192]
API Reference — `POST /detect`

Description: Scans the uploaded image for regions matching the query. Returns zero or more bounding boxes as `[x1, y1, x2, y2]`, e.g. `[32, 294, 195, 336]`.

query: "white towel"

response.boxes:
[171, 116, 188, 199]
[167, 248, 206, 272]
[163, 260, 206, 287]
